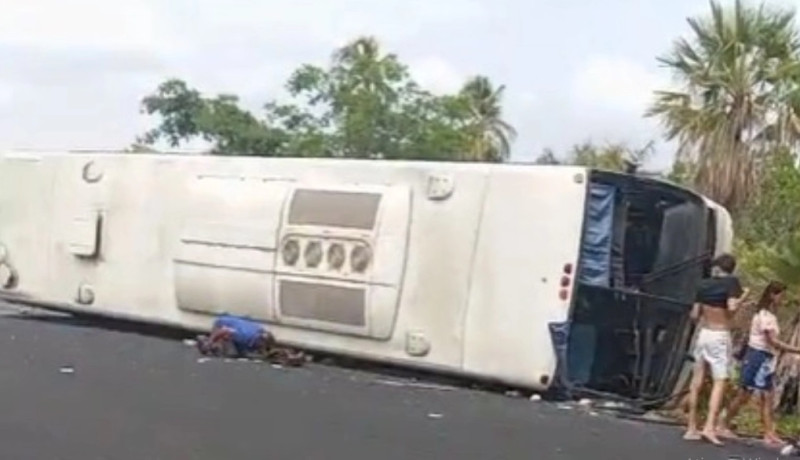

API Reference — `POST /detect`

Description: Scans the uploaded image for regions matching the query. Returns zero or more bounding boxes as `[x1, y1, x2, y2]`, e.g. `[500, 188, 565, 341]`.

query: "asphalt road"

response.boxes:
[0, 305, 784, 460]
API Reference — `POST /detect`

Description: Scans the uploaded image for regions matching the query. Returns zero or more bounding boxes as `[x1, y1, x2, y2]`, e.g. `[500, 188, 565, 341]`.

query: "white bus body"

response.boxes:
[0, 151, 732, 400]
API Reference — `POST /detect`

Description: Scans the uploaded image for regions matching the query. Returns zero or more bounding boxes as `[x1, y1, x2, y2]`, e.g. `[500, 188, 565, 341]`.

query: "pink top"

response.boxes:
[748, 309, 780, 353]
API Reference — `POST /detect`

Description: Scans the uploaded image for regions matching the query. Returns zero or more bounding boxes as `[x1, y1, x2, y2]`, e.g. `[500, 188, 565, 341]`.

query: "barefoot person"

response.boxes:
[684, 254, 749, 446]
[717, 281, 800, 447]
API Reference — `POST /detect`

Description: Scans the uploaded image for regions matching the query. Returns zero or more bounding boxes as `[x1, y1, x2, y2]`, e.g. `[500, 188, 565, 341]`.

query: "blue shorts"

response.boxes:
[739, 347, 775, 391]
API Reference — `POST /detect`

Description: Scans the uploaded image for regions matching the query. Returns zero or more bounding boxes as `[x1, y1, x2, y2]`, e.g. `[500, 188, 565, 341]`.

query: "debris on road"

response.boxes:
[530, 394, 542, 402]
[196, 358, 211, 364]
[505, 390, 522, 398]
[59, 366, 75, 374]
[427, 413, 443, 419]
[596, 401, 628, 410]
[182, 339, 197, 347]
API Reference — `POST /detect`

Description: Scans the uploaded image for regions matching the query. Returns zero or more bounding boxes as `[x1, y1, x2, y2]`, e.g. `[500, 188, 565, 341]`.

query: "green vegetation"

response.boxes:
[137, 0, 800, 437]
[137, 37, 515, 162]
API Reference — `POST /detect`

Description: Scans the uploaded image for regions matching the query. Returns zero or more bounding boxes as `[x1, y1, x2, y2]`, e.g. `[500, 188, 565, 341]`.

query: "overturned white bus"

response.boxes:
[0, 151, 731, 404]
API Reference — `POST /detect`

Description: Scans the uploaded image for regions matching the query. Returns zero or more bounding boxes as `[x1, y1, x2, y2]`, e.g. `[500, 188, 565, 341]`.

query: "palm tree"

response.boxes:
[646, 0, 800, 212]
[459, 76, 517, 162]
[331, 36, 404, 107]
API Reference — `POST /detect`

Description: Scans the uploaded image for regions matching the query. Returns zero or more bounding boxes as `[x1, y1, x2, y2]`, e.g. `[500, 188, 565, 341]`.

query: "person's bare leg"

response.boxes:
[717, 388, 750, 438]
[760, 391, 783, 446]
[684, 360, 705, 440]
[701, 378, 727, 446]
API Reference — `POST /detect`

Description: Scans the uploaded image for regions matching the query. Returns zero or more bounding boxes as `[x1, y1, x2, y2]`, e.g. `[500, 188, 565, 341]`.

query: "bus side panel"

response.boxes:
[0, 156, 57, 292]
[462, 168, 587, 388]
[45, 155, 182, 320]
[0, 153, 491, 373]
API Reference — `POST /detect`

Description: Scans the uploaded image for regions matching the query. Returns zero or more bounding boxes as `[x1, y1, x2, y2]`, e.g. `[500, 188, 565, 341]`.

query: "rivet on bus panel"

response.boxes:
[558, 289, 569, 301]
[76, 284, 95, 305]
[573, 173, 584, 184]
[82, 161, 104, 183]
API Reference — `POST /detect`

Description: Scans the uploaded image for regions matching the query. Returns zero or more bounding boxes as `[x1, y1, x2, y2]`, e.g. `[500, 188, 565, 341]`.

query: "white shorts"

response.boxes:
[693, 328, 732, 380]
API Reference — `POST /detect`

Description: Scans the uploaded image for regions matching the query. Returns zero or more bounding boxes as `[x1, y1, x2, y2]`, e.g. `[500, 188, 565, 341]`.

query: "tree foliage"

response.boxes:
[737, 148, 800, 245]
[646, 0, 800, 212]
[138, 36, 515, 162]
[534, 140, 654, 172]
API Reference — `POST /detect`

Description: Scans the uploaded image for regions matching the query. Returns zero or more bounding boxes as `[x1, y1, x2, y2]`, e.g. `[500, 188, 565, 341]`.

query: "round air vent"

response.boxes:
[327, 243, 345, 270]
[304, 241, 323, 268]
[350, 244, 372, 273]
[281, 239, 300, 266]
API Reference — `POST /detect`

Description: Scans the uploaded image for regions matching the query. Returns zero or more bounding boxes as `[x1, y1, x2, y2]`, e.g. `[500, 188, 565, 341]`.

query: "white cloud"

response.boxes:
[408, 57, 466, 94]
[0, 0, 741, 168]
[0, 82, 12, 108]
[0, 0, 160, 53]
[571, 55, 667, 115]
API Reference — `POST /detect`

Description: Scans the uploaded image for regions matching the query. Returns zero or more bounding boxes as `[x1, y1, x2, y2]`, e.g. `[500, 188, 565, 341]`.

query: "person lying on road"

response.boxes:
[196, 313, 305, 366]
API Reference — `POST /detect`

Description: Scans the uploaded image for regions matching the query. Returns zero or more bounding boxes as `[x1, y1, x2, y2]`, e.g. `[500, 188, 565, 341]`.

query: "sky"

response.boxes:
[0, 0, 795, 171]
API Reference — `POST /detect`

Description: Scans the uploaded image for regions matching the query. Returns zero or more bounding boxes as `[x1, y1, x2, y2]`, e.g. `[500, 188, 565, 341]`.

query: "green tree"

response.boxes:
[646, 0, 800, 212]
[737, 148, 800, 244]
[534, 148, 560, 165]
[534, 140, 654, 172]
[138, 80, 287, 156]
[458, 76, 517, 162]
[138, 36, 515, 162]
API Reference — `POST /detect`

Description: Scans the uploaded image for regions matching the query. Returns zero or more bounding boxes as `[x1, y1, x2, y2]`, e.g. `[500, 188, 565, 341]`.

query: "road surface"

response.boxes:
[0, 306, 782, 460]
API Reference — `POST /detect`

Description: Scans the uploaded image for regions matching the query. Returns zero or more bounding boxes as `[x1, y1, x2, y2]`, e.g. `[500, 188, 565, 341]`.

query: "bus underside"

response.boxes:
[554, 171, 715, 407]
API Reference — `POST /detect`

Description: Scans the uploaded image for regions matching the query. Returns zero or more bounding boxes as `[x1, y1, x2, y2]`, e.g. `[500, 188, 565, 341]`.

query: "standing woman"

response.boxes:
[717, 281, 800, 446]
[684, 254, 749, 445]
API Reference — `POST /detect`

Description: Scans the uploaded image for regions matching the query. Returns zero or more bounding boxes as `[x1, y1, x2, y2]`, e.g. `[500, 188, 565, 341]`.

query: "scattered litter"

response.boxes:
[196, 358, 210, 364]
[271, 364, 283, 369]
[530, 394, 542, 402]
[596, 401, 627, 410]
[224, 359, 234, 363]
[556, 403, 572, 410]
[781, 444, 797, 456]
[182, 339, 197, 347]
[578, 398, 592, 406]
[237, 358, 250, 363]
[427, 413, 444, 419]
[589, 411, 599, 417]
[505, 390, 522, 398]
[59, 366, 75, 374]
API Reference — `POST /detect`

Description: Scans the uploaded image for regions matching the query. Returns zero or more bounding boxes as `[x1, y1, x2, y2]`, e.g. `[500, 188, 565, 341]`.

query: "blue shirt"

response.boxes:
[213, 314, 264, 350]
